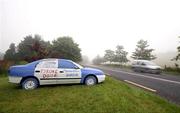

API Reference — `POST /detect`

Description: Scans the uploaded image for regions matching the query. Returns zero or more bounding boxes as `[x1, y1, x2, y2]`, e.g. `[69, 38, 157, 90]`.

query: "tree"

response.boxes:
[114, 45, 128, 64]
[0, 52, 4, 60]
[4, 43, 17, 61]
[175, 37, 180, 61]
[50, 36, 81, 61]
[104, 49, 115, 62]
[131, 39, 156, 60]
[17, 34, 50, 62]
[92, 55, 104, 65]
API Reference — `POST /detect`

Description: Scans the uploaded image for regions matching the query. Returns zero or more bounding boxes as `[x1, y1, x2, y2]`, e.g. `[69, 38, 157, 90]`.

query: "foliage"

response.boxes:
[131, 39, 156, 60]
[4, 43, 17, 61]
[50, 36, 81, 61]
[15, 61, 28, 65]
[4, 35, 82, 62]
[0, 52, 4, 60]
[163, 65, 180, 75]
[0, 60, 15, 75]
[17, 34, 50, 62]
[114, 45, 129, 63]
[104, 45, 129, 64]
[175, 37, 180, 61]
[92, 55, 104, 65]
[104, 49, 115, 62]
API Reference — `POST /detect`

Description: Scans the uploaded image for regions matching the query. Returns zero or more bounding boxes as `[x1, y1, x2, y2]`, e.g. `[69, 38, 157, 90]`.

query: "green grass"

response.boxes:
[0, 76, 180, 113]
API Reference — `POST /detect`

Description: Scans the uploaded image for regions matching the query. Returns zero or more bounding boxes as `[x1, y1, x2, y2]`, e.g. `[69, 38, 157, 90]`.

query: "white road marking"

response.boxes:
[124, 80, 157, 92]
[105, 68, 180, 85]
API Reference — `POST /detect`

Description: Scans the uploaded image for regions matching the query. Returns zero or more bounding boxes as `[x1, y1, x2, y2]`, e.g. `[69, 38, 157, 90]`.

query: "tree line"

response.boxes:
[4, 34, 82, 62]
[93, 39, 157, 65]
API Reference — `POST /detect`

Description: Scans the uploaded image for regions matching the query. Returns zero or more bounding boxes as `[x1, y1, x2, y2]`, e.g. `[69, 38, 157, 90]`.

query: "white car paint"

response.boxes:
[34, 59, 82, 85]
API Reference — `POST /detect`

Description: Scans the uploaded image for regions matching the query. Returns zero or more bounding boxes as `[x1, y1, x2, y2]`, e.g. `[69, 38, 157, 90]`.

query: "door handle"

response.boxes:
[35, 70, 40, 73]
[60, 71, 64, 73]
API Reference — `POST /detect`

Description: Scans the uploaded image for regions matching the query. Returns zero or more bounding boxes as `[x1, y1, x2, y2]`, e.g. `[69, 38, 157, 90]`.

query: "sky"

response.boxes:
[0, 0, 180, 60]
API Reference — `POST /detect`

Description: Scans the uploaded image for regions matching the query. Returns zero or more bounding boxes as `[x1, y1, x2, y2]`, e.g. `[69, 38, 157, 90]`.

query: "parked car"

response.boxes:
[131, 60, 161, 74]
[8, 59, 105, 90]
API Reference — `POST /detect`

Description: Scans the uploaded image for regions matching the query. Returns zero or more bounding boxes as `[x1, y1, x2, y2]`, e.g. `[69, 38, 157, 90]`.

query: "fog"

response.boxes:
[0, 0, 180, 66]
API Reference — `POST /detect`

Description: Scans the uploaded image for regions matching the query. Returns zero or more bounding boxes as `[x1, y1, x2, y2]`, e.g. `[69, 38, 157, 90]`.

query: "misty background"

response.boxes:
[0, 0, 180, 66]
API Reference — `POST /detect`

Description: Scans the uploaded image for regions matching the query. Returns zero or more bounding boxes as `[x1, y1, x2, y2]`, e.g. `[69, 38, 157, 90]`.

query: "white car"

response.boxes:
[131, 60, 162, 74]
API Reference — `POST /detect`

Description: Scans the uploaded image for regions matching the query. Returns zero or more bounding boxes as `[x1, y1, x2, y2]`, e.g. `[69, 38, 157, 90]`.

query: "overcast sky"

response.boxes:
[0, 0, 180, 59]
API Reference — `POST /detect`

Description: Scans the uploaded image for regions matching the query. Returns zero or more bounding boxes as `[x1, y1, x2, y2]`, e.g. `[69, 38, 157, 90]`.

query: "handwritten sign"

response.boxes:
[40, 69, 58, 78]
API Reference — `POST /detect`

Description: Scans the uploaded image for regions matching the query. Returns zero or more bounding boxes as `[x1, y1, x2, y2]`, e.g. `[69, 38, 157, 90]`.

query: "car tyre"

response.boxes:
[22, 78, 38, 90]
[85, 76, 97, 86]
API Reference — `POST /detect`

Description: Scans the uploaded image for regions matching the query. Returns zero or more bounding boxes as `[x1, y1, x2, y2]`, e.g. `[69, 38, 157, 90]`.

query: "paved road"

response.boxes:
[86, 65, 180, 104]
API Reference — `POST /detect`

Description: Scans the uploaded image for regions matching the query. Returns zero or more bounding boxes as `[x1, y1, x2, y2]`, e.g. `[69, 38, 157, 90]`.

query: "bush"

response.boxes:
[163, 65, 180, 73]
[16, 61, 28, 65]
[0, 60, 15, 75]
[0, 60, 28, 76]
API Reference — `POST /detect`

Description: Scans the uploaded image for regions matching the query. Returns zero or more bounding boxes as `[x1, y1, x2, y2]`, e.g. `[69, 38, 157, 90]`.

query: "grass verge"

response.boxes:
[0, 76, 180, 113]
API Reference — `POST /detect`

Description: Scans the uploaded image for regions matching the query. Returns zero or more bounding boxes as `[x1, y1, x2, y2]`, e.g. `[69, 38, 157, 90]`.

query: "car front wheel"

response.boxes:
[22, 78, 38, 90]
[85, 76, 97, 86]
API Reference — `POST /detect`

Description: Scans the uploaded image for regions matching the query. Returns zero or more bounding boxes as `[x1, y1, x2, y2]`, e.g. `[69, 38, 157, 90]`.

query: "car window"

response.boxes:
[37, 61, 57, 68]
[58, 60, 78, 69]
[146, 61, 157, 66]
[141, 62, 146, 65]
[136, 61, 140, 65]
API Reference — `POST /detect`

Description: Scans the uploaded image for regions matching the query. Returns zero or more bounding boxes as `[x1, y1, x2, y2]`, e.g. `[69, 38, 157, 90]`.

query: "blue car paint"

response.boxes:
[80, 67, 104, 83]
[9, 60, 41, 77]
[8, 59, 104, 83]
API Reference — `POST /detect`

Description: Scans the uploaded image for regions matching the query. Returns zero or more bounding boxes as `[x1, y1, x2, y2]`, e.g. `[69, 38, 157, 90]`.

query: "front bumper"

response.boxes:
[148, 69, 161, 74]
[9, 76, 22, 84]
[97, 75, 106, 83]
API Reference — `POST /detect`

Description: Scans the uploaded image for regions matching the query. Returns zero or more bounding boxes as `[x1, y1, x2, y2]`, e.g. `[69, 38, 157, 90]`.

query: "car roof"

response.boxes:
[41, 58, 72, 62]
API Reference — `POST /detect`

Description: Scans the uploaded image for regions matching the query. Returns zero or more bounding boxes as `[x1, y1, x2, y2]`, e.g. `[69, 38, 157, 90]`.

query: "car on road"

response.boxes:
[131, 60, 162, 74]
[8, 59, 105, 90]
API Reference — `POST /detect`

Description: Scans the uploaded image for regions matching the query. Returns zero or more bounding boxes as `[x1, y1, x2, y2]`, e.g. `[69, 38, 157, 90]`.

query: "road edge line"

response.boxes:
[124, 80, 157, 92]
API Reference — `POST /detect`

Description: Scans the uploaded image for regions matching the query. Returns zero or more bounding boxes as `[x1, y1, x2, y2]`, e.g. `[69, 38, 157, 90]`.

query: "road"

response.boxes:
[85, 64, 180, 104]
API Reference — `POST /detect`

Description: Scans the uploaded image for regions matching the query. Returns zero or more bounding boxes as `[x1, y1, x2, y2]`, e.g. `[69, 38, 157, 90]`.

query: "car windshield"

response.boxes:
[73, 62, 83, 69]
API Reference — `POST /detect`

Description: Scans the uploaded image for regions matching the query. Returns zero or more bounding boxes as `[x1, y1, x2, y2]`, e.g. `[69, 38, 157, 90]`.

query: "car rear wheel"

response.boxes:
[85, 76, 97, 86]
[22, 78, 38, 90]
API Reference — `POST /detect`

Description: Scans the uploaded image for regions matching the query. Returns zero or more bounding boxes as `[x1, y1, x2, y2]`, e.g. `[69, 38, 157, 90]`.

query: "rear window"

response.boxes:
[37, 61, 57, 68]
[132, 61, 142, 65]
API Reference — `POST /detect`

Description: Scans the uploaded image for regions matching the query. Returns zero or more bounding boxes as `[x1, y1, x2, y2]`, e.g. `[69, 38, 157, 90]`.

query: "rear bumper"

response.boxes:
[97, 75, 106, 83]
[9, 76, 22, 84]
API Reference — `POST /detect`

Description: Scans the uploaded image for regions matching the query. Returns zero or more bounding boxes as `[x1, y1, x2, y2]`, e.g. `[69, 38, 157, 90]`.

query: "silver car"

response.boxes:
[131, 60, 162, 74]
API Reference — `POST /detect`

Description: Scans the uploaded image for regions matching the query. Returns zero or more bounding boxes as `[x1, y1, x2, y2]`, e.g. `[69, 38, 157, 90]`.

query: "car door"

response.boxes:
[56, 59, 82, 84]
[140, 62, 148, 72]
[34, 59, 58, 85]
[134, 61, 141, 71]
